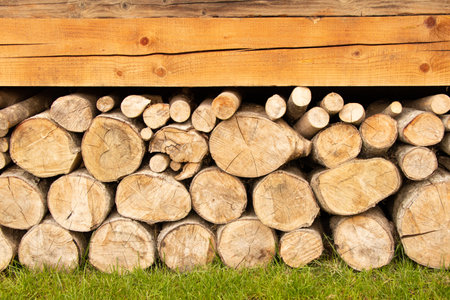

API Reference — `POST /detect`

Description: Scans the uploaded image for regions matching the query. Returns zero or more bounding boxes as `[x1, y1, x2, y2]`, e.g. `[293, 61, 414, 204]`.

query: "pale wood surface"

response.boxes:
[339, 103, 365, 125]
[366, 100, 403, 118]
[319, 92, 344, 115]
[143, 103, 170, 129]
[359, 114, 398, 156]
[140, 127, 153, 141]
[174, 162, 202, 181]
[396, 108, 445, 146]
[212, 91, 241, 120]
[0, 152, 11, 170]
[0, 226, 22, 271]
[265, 94, 286, 121]
[149, 153, 170, 173]
[169, 94, 193, 123]
[440, 133, 450, 155]
[96, 93, 121, 113]
[287, 87, 311, 121]
[294, 107, 329, 139]
[395, 145, 437, 180]
[405, 94, 450, 115]
[0, 137, 9, 153]
[191, 99, 216, 133]
[441, 114, 450, 131]
[0, 17, 448, 86]
[121, 94, 159, 119]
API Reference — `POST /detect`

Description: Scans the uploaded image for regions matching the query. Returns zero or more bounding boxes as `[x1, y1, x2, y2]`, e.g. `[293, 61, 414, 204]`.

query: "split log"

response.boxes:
[311, 158, 401, 215]
[47, 169, 114, 232]
[393, 169, 449, 269]
[190, 166, 247, 224]
[0, 152, 11, 170]
[405, 94, 450, 115]
[359, 113, 398, 156]
[10, 111, 81, 178]
[366, 100, 403, 118]
[191, 99, 217, 133]
[0, 137, 9, 152]
[0, 166, 48, 230]
[253, 168, 319, 231]
[395, 145, 437, 181]
[50, 92, 98, 132]
[396, 108, 444, 146]
[169, 94, 194, 123]
[286, 87, 311, 121]
[89, 212, 156, 273]
[209, 105, 311, 178]
[18, 215, 86, 271]
[331, 207, 395, 271]
[211, 90, 241, 120]
[0, 88, 36, 109]
[140, 127, 153, 141]
[116, 167, 191, 224]
[0, 90, 55, 132]
[143, 103, 170, 129]
[339, 103, 365, 125]
[0, 226, 22, 271]
[265, 94, 286, 121]
[121, 94, 161, 118]
[170, 161, 182, 172]
[319, 92, 344, 115]
[311, 123, 361, 168]
[149, 153, 170, 173]
[82, 111, 145, 182]
[440, 133, 450, 155]
[294, 107, 329, 139]
[157, 215, 216, 271]
[96, 93, 121, 113]
[440, 114, 450, 131]
[174, 162, 201, 181]
[279, 221, 323, 268]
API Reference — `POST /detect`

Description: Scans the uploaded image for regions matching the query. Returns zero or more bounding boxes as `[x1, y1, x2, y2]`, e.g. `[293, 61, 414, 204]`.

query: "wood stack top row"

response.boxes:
[0, 87, 447, 273]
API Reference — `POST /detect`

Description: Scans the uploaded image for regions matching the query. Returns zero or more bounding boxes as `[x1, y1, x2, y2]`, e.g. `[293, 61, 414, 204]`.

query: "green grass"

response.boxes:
[0, 249, 448, 300]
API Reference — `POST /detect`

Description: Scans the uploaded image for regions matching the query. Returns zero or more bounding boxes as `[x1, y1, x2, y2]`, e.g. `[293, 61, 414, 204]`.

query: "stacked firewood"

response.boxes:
[0, 87, 448, 273]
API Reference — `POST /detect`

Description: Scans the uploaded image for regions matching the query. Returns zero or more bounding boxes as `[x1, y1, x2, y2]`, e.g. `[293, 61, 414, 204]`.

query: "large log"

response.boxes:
[116, 167, 191, 224]
[331, 207, 395, 271]
[0, 226, 23, 272]
[210, 105, 311, 178]
[217, 214, 277, 269]
[18, 215, 86, 271]
[10, 111, 81, 178]
[393, 169, 449, 269]
[191, 99, 217, 133]
[47, 168, 114, 232]
[253, 168, 319, 232]
[311, 123, 361, 168]
[82, 111, 145, 182]
[405, 94, 450, 115]
[396, 108, 444, 146]
[0, 166, 48, 230]
[157, 215, 216, 271]
[286, 87, 311, 121]
[359, 113, 398, 156]
[190, 166, 247, 224]
[89, 212, 156, 273]
[143, 103, 170, 129]
[395, 145, 437, 181]
[311, 158, 401, 215]
[211, 90, 241, 120]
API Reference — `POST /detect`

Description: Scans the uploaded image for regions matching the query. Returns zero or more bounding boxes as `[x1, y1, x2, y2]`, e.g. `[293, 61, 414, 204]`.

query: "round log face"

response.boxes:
[253, 171, 319, 231]
[403, 113, 444, 146]
[218, 219, 276, 269]
[0, 229, 14, 271]
[89, 218, 156, 273]
[190, 167, 247, 224]
[82, 116, 145, 182]
[360, 114, 397, 151]
[400, 147, 437, 180]
[279, 229, 323, 268]
[158, 224, 216, 271]
[0, 176, 45, 230]
[50, 95, 95, 132]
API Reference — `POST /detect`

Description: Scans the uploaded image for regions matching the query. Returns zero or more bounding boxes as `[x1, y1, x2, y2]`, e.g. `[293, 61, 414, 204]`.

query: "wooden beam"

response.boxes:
[0, 1, 448, 18]
[0, 16, 448, 86]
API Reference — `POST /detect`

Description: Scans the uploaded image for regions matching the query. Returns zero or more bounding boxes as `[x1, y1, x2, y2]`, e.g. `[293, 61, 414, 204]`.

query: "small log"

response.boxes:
[18, 215, 86, 271]
[170, 161, 182, 172]
[174, 161, 201, 181]
[143, 103, 170, 129]
[440, 133, 450, 155]
[116, 167, 191, 224]
[440, 114, 450, 131]
[0, 152, 11, 170]
[169, 94, 194, 123]
[0, 226, 23, 271]
[121, 94, 162, 118]
[140, 127, 153, 141]
[395, 145, 437, 181]
[311, 123, 362, 168]
[0, 90, 55, 132]
[89, 212, 156, 273]
[190, 166, 247, 224]
[10, 111, 81, 178]
[149, 153, 170, 173]
[157, 215, 216, 271]
[0, 88, 36, 109]
[331, 207, 395, 271]
[253, 168, 319, 232]
[393, 169, 449, 269]
[191, 99, 217, 133]
[0, 128, 8, 138]
[339, 103, 365, 125]
[0, 137, 9, 152]
[406, 94, 450, 115]
[286, 87, 311, 121]
[96, 93, 122, 113]
[50, 92, 98, 133]
[359, 113, 398, 156]
[279, 221, 323, 268]
[211, 90, 241, 120]
[82, 111, 145, 182]
[396, 108, 444, 146]
[0, 166, 48, 230]
[366, 100, 403, 118]
[438, 156, 450, 171]
[265, 94, 286, 121]
[319, 92, 344, 115]
[294, 107, 329, 139]
[311, 158, 401, 215]
[47, 168, 114, 232]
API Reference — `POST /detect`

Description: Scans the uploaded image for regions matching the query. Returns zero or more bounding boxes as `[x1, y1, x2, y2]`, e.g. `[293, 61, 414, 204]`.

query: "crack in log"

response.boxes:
[401, 229, 440, 239]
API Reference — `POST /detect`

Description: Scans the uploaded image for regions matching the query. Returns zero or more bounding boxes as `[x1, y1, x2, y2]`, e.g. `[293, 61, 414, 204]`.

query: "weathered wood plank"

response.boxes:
[0, 0, 448, 18]
[0, 16, 448, 86]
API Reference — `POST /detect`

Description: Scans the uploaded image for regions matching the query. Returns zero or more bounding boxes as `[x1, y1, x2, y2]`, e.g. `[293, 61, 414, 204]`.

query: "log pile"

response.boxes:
[0, 87, 447, 273]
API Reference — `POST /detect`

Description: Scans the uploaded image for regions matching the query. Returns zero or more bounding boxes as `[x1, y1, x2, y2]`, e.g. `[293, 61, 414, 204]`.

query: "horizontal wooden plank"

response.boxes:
[0, 0, 449, 18]
[0, 16, 449, 86]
